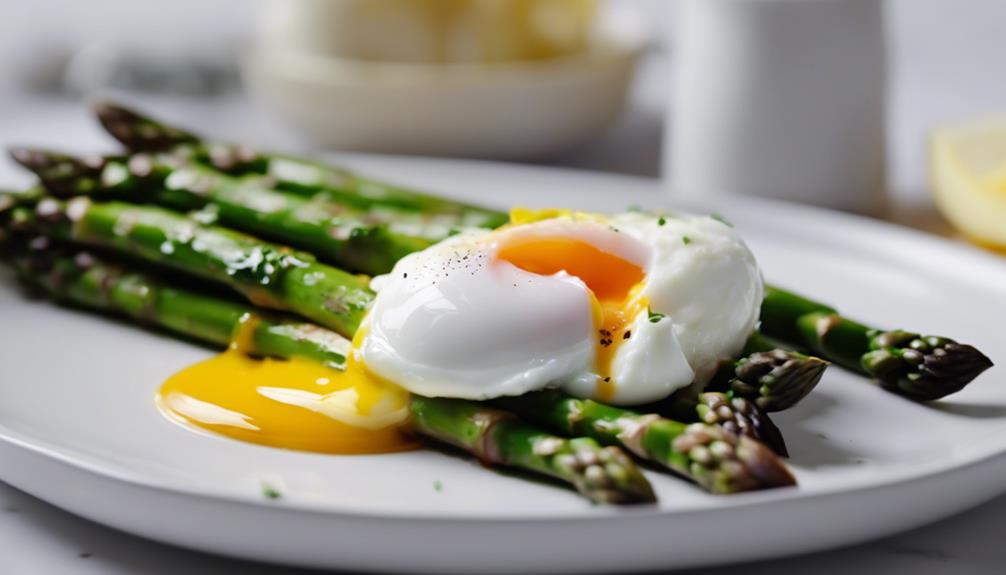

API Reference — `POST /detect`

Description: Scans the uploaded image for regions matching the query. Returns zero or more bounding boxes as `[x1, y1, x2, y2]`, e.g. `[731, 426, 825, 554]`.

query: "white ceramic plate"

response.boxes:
[1, 157, 1004, 574]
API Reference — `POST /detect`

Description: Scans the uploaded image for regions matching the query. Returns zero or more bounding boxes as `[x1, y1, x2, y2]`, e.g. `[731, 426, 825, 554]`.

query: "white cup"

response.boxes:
[667, 0, 887, 214]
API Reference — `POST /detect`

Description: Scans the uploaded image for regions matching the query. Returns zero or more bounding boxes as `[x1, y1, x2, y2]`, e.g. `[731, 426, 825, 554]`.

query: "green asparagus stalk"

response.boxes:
[92, 102, 509, 228]
[10, 197, 373, 338]
[13, 236, 351, 367]
[10, 240, 654, 504]
[760, 285, 993, 400]
[495, 390, 795, 494]
[409, 396, 655, 504]
[11, 147, 444, 275]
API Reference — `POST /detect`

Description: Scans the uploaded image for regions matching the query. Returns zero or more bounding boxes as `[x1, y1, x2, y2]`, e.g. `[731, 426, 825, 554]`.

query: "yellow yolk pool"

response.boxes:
[496, 236, 648, 401]
[157, 317, 417, 455]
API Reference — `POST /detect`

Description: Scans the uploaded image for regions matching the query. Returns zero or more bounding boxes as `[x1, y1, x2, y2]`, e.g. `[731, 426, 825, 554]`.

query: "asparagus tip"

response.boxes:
[91, 100, 126, 119]
[696, 392, 789, 457]
[864, 331, 994, 401]
[8, 147, 105, 197]
[92, 101, 197, 151]
[673, 423, 796, 494]
[8, 146, 35, 166]
[735, 435, 798, 489]
[556, 438, 656, 504]
[733, 349, 829, 412]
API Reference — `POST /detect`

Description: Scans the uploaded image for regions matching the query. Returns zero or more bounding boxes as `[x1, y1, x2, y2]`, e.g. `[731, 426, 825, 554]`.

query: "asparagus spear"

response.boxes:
[760, 285, 993, 400]
[92, 102, 509, 228]
[11, 147, 443, 275]
[9, 197, 373, 338]
[410, 396, 655, 504]
[495, 390, 795, 494]
[9, 240, 654, 504]
[12, 236, 351, 367]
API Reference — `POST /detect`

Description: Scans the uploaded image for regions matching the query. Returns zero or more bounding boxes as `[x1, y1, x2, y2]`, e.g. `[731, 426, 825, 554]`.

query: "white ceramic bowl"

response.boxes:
[242, 19, 643, 159]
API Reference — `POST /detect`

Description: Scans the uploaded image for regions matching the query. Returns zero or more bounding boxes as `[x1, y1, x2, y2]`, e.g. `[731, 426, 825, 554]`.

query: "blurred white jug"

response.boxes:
[668, 0, 886, 214]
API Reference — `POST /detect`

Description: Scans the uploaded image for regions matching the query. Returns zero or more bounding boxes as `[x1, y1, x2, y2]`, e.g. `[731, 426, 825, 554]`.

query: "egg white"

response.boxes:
[610, 212, 765, 389]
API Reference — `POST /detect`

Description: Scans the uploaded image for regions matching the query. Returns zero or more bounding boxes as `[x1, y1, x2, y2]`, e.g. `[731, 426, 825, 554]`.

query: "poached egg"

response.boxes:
[360, 209, 763, 405]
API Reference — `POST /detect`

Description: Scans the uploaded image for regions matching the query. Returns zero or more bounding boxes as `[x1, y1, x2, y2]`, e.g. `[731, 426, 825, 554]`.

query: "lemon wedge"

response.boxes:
[930, 117, 1006, 248]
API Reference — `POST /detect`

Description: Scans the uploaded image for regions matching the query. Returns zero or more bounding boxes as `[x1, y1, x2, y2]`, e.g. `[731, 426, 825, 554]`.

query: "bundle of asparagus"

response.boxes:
[0, 103, 992, 505]
[2, 235, 795, 502]
[16, 105, 986, 403]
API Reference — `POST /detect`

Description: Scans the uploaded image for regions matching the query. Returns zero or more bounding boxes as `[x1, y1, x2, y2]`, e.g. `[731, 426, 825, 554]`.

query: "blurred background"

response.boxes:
[0, 0, 1004, 246]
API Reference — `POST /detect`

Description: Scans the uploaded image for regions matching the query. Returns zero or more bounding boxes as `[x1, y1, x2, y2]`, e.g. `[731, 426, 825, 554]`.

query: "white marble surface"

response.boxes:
[1, 1, 1006, 573]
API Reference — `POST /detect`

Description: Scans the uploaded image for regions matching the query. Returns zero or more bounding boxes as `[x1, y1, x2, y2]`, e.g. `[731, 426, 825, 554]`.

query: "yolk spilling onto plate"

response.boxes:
[497, 236, 648, 401]
[157, 317, 417, 454]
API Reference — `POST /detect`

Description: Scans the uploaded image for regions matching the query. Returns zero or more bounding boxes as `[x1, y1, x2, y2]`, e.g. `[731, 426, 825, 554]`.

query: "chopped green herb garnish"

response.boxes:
[647, 308, 665, 323]
[657, 217, 666, 226]
[709, 213, 733, 227]
[682, 236, 692, 245]
[433, 480, 443, 492]
[262, 482, 282, 500]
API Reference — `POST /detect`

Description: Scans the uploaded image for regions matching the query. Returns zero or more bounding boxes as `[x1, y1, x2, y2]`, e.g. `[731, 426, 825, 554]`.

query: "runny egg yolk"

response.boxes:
[496, 237, 648, 402]
[157, 316, 417, 455]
